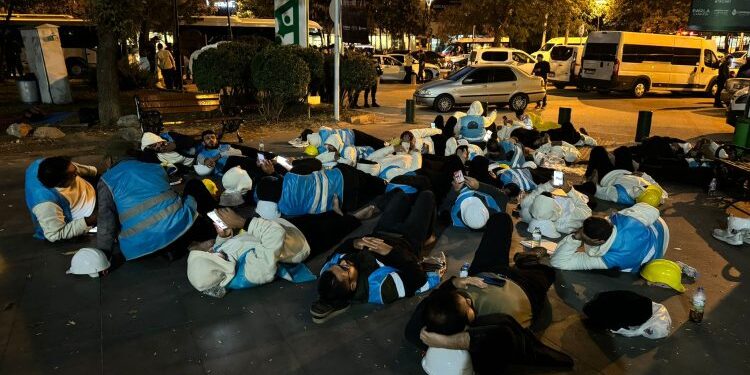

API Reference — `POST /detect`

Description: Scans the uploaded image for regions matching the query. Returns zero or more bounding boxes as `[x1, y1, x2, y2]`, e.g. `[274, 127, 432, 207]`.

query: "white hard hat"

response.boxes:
[222, 166, 253, 193]
[194, 164, 214, 176]
[140, 132, 165, 150]
[422, 347, 474, 375]
[460, 196, 489, 229]
[67, 248, 110, 278]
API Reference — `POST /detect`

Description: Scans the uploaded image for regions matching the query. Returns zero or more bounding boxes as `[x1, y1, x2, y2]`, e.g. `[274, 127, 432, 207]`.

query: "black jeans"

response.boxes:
[162, 68, 176, 90]
[352, 129, 386, 149]
[363, 84, 378, 105]
[544, 122, 582, 145]
[714, 80, 725, 105]
[288, 212, 362, 258]
[467, 213, 555, 319]
[374, 190, 436, 254]
[335, 163, 387, 212]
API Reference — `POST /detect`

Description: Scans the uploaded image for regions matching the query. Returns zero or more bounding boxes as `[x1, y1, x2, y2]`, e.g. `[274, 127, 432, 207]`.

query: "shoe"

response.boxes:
[364, 103, 370, 108]
[742, 231, 750, 245]
[713, 104, 724, 108]
[351, 104, 361, 109]
[372, 102, 380, 108]
[712, 229, 743, 246]
[579, 127, 589, 136]
[310, 300, 350, 324]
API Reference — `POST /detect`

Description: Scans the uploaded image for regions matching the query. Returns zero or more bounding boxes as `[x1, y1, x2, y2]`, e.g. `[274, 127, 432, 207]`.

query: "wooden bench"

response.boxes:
[134, 92, 244, 142]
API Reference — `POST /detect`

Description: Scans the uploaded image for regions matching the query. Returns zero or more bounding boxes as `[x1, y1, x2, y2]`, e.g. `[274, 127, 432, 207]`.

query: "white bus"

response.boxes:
[579, 31, 720, 98]
[531, 36, 587, 62]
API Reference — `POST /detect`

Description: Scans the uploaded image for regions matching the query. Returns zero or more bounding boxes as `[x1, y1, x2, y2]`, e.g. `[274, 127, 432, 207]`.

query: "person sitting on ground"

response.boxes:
[195, 130, 277, 177]
[25, 157, 98, 242]
[577, 169, 667, 208]
[440, 175, 511, 230]
[97, 158, 217, 263]
[140, 132, 196, 169]
[550, 203, 669, 272]
[315, 132, 361, 168]
[399, 128, 444, 155]
[311, 190, 441, 323]
[404, 213, 574, 374]
[520, 181, 592, 239]
[186, 207, 312, 297]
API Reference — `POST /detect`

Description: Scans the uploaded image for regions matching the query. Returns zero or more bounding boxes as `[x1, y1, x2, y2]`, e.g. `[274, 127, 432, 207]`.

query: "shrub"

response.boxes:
[340, 53, 378, 108]
[252, 45, 311, 122]
[294, 47, 324, 95]
[192, 40, 268, 98]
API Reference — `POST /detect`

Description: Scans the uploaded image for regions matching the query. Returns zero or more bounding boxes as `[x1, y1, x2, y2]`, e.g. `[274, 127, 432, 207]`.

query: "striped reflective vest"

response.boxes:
[278, 168, 345, 216]
[24, 159, 72, 240]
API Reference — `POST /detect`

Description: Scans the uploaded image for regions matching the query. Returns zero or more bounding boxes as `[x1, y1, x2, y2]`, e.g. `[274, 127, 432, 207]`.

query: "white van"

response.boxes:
[531, 37, 586, 62]
[548, 45, 584, 89]
[468, 47, 536, 74]
[579, 31, 721, 98]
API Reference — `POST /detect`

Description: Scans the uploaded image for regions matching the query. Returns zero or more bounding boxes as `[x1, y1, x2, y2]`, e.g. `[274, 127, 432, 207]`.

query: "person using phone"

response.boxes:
[195, 130, 278, 178]
[439, 174, 509, 230]
[519, 181, 592, 239]
[403, 213, 572, 374]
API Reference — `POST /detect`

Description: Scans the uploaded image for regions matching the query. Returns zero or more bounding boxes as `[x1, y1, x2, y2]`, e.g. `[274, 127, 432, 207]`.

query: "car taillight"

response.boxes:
[612, 58, 620, 79]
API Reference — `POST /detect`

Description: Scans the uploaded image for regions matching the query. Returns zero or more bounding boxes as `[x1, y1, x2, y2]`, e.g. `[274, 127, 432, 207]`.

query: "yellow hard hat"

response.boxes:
[201, 179, 220, 200]
[637, 184, 664, 208]
[304, 144, 319, 156]
[498, 163, 510, 170]
[640, 259, 685, 293]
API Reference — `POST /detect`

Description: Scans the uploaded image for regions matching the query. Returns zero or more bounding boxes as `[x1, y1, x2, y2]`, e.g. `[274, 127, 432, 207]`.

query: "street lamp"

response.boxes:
[425, 0, 433, 47]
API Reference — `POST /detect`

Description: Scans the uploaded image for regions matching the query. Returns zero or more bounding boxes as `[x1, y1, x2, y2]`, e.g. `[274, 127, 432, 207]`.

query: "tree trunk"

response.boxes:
[97, 29, 121, 126]
[138, 21, 149, 57]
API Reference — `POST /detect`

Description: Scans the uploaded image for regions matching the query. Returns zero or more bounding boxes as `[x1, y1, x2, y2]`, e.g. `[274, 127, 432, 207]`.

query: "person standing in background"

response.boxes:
[533, 54, 550, 109]
[156, 43, 176, 90]
[714, 55, 732, 108]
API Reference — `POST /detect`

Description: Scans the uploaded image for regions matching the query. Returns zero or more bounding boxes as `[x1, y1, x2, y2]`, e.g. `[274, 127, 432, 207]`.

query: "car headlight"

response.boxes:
[416, 89, 432, 96]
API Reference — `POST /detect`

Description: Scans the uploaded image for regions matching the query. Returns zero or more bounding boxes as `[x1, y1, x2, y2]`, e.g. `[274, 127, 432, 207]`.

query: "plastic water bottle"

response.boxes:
[202, 285, 226, 299]
[459, 262, 470, 278]
[259, 139, 265, 152]
[532, 227, 542, 247]
[689, 287, 706, 323]
[708, 178, 718, 196]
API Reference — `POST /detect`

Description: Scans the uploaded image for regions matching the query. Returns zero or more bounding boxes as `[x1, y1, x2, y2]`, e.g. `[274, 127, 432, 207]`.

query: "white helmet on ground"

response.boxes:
[460, 196, 489, 229]
[67, 248, 110, 278]
[422, 347, 474, 375]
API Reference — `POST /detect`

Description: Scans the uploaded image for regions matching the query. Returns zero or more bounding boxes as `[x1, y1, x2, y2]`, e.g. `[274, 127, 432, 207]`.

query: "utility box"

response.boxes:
[20, 24, 73, 104]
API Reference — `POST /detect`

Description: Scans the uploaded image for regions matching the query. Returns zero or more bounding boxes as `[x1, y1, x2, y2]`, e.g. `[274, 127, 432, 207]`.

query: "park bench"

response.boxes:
[134, 92, 244, 142]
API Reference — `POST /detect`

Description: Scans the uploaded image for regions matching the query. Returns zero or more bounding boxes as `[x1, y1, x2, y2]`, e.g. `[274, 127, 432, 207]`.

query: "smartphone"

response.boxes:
[257, 153, 265, 162]
[276, 156, 293, 171]
[552, 170, 564, 187]
[207, 210, 228, 231]
[88, 226, 98, 234]
[453, 170, 465, 184]
[430, 122, 436, 129]
[480, 275, 506, 287]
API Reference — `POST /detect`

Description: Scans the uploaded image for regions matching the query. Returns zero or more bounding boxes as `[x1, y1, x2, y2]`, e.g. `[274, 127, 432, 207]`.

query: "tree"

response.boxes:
[83, 0, 141, 126]
[606, 0, 691, 33]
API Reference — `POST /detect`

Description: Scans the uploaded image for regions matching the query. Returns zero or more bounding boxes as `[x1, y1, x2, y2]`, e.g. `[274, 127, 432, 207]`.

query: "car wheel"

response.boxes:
[509, 94, 529, 112]
[554, 83, 567, 90]
[434, 95, 454, 113]
[632, 79, 648, 98]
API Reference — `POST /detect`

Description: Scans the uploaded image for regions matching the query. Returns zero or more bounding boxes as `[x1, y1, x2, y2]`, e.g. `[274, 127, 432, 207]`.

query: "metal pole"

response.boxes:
[173, 0, 183, 90]
[541, 13, 548, 49]
[226, 1, 233, 40]
[333, 0, 340, 121]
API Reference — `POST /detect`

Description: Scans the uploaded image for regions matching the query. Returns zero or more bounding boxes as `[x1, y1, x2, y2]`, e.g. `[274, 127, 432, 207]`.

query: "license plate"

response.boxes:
[584, 68, 595, 74]
[548, 72, 555, 77]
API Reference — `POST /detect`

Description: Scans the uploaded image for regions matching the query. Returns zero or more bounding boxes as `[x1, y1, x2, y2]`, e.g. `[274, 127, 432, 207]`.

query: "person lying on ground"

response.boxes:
[712, 201, 750, 246]
[627, 137, 725, 186]
[532, 140, 581, 166]
[550, 203, 669, 272]
[399, 128, 444, 155]
[97, 158, 217, 264]
[299, 126, 386, 152]
[186, 208, 312, 297]
[140, 132, 197, 169]
[439, 175, 511, 230]
[404, 213, 573, 374]
[506, 120, 597, 149]
[519, 181, 592, 239]
[195, 130, 278, 177]
[254, 164, 386, 217]
[577, 169, 667, 208]
[485, 139, 526, 168]
[585, 146, 637, 184]
[311, 190, 441, 323]
[355, 144, 423, 181]
[452, 101, 497, 130]
[25, 157, 98, 242]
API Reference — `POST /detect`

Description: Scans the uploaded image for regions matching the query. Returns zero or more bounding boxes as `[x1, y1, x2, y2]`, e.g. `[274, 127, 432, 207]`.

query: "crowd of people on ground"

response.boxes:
[24, 100, 734, 373]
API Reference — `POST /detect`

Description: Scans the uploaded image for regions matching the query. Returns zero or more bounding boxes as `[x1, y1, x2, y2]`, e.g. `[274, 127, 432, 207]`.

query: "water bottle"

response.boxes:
[532, 227, 542, 247]
[459, 262, 470, 278]
[708, 178, 718, 196]
[202, 285, 227, 299]
[689, 287, 706, 323]
[259, 139, 265, 152]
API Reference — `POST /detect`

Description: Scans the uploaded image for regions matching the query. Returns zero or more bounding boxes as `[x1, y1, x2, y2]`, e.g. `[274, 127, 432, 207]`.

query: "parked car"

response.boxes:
[721, 78, 750, 106]
[727, 86, 748, 127]
[468, 47, 536, 75]
[548, 45, 584, 89]
[390, 50, 443, 65]
[579, 31, 720, 98]
[373, 54, 412, 82]
[413, 65, 546, 113]
[388, 53, 441, 81]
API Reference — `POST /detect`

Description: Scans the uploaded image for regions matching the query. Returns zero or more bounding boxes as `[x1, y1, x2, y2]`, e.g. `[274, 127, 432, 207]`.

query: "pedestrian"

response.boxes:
[156, 43, 176, 90]
[363, 58, 381, 108]
[418, 49, 426, 83]
[533, 54, 550, 109]
[715, 55, 732, 107]
[404, 51, 414, 83]
[146, 37, 158, 74]
[4, 33, 23, 78]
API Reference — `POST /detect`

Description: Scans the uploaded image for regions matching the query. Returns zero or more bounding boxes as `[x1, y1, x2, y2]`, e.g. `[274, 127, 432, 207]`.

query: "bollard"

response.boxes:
[733, 119, 750, 147]
[635, 110, 652, 143]
[558, 107, 572, 125]
[406, 99, 416, 124]
[410, 73, 417, 86]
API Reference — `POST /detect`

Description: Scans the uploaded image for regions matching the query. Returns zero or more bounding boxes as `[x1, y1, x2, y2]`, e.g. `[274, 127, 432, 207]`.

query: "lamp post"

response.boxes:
[173, 0, 183, 90]
[425, 0, 433, 47]
[226, 1, 234, 40]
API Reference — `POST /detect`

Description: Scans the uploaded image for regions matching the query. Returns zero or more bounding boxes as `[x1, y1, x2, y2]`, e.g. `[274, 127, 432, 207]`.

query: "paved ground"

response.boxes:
[0, 85, 748, 375]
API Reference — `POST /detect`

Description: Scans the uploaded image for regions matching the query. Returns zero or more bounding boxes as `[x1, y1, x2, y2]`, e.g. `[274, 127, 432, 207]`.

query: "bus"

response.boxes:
[3, 14, 324, 77]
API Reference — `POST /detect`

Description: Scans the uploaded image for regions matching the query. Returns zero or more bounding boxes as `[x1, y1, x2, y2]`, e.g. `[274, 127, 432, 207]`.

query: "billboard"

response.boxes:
[688, 0, 750, 32]
[274, 0, 308, 46]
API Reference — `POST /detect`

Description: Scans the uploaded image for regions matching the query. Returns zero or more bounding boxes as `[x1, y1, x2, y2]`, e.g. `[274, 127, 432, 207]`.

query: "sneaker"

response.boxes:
[311, 300, 350, 324]
[288, 137, 302, 145]
[712, 229, 744, 246]
[743, 231, 750, 245]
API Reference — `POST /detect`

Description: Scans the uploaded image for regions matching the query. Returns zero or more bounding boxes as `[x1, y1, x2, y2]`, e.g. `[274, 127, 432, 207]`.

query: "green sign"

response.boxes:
[688, 0, 750, 32]
[275, 0, 308, 46]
